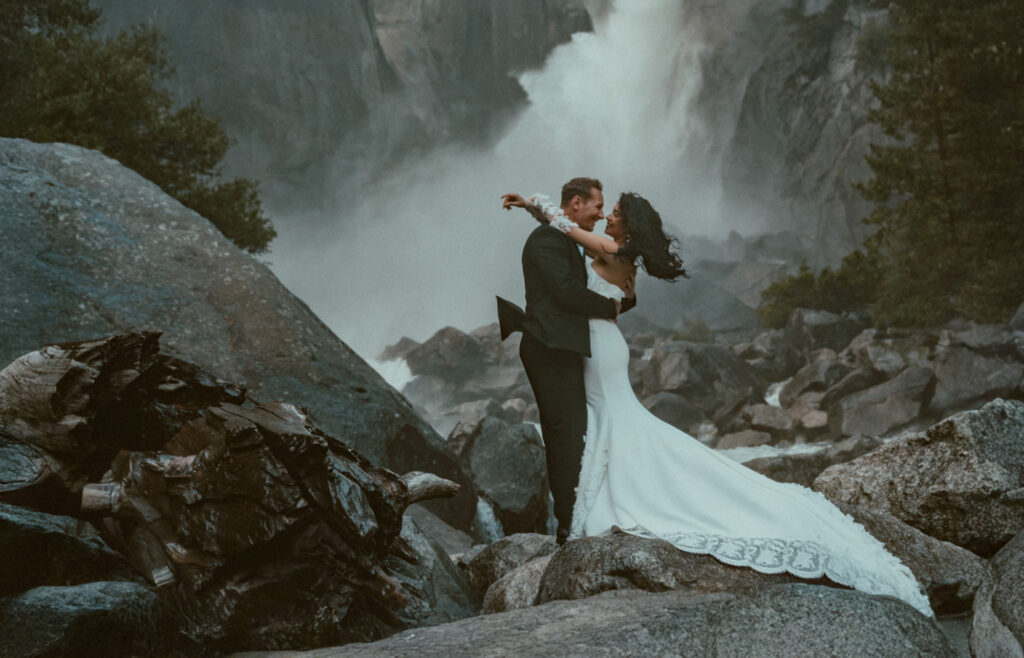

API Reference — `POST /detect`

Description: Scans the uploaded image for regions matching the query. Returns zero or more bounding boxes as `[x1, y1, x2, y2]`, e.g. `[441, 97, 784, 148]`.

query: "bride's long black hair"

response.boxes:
[616, 193, 688, 281]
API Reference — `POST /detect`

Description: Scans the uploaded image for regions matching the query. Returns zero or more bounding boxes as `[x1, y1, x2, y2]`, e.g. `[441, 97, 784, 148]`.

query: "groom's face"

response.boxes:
[571, 188, 604, 232]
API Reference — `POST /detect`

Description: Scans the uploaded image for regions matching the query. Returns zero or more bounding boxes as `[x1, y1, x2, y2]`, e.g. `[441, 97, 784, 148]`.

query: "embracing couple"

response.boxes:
[497, 177, 933, 617]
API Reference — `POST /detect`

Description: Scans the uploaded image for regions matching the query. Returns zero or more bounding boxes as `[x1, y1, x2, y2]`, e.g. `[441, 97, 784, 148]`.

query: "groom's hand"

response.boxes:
[501, 193, 527, 210]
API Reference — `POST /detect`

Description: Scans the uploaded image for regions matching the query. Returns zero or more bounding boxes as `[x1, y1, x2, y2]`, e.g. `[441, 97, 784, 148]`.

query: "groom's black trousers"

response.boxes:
[519, 331, 588, 536]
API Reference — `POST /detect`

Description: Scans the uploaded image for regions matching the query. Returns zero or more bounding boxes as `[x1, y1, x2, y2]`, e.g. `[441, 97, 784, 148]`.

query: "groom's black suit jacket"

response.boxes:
[520, 224, 634, 356]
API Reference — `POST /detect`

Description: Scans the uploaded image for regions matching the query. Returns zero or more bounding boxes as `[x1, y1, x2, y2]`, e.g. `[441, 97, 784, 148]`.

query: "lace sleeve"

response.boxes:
[527, 193, 578, 234]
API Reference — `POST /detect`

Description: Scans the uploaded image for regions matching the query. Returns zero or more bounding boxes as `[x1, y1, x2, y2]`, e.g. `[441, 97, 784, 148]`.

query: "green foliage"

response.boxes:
[757, 252, 880, 328]
[0, 0, 275, 253]
[762, 0, 1024, 328]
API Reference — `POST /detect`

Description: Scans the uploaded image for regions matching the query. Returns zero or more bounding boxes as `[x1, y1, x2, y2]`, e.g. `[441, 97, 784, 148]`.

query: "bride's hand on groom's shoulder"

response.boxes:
[500, 193, 527, 210]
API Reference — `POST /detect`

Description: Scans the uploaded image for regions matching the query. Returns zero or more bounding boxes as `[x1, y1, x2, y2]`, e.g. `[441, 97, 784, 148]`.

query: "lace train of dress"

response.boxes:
[570, 263, 933, 617]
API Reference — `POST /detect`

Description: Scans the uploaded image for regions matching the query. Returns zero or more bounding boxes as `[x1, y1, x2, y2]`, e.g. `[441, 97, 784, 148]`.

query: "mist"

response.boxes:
[268, 0, 761, 359]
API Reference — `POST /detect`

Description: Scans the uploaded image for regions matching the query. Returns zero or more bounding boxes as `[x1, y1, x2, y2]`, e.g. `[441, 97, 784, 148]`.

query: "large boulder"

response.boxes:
[0, 139, 474, 530]
[826, 366, 936, 438]
[0, 503, 139, 595]
[459, 419, 549, 534]
[0, 582, 188, 657]
[404, 326, 486, 380]
[736, 329, 803, 382]
[338, 586, 952, 656]
[929, 346, 1023, 415]
[970, 530, 1024, 657]
[536, 532, 823, 604]
[815, 399, 1024, 557]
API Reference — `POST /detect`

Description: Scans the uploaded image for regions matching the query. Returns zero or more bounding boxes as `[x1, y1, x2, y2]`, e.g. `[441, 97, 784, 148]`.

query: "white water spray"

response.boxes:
[270, 0, 755, 359]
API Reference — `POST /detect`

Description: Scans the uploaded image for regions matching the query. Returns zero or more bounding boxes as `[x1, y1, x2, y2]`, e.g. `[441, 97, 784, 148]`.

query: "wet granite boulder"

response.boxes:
[815, 399, 1024, 556]
[459, 420, 549, 534]
[929, 346, 1023, 415]
[0, 502, 140, 595]
[0, 582, 189, 657]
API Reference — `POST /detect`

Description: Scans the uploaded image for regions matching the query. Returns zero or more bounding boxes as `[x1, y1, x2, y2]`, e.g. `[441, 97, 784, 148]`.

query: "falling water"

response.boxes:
[270, 0, 759, 359]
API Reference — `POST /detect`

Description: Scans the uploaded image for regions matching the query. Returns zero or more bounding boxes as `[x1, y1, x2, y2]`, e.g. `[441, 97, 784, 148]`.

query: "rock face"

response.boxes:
[92, 0, 591, 207]
[815, 399, 1024, 557]
[338, 586, 952, 657]
[0, 138, 474, 530]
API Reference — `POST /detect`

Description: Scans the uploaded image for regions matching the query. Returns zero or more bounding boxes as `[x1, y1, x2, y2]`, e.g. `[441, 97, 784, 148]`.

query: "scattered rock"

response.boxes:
[644, 342, 766, 419]
[378, 337, 420, 362]
[464, 533, 557, 595]
[404, 505, 474, 557]
[827, 366, 936, 437]
[815, 399, 1024, 556]
[481, 555, 553, 614]
[785, 309, 865, 360]
[717, 429, 773, 450]
[779, 350, 847, 408]
[744, 403, 796, 438]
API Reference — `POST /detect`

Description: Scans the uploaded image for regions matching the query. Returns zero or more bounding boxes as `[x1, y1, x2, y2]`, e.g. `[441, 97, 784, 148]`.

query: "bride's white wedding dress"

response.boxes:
[571, 261, 933, 617]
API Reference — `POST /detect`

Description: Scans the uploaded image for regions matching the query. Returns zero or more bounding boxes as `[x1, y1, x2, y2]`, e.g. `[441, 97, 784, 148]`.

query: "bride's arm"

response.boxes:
[500, 193, 620, 261]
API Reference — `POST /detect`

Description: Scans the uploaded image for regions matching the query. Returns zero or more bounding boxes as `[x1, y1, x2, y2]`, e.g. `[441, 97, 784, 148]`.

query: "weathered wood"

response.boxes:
[1, 333, 464, 649]
[81, 483, 124, 513]
[402, 471, 461, 504]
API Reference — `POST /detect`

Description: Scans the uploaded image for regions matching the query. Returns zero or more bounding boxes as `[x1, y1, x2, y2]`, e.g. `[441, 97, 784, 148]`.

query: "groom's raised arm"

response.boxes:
[526, 229, 618, 319]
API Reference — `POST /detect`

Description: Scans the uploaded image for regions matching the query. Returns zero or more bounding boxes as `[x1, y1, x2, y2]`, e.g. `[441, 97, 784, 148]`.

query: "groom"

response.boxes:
[502, 177, 633, 544]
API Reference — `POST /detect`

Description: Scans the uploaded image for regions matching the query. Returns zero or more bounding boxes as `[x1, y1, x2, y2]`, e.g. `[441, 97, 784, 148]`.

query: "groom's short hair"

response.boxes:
[561, 177, 602, 207]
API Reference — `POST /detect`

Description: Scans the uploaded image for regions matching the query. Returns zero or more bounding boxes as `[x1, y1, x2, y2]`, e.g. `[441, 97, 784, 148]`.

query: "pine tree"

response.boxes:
[858, 0, 1024, 324]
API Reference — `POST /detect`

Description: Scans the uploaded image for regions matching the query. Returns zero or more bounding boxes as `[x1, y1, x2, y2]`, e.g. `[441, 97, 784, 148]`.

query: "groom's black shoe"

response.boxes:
[556, 526, 570, 546]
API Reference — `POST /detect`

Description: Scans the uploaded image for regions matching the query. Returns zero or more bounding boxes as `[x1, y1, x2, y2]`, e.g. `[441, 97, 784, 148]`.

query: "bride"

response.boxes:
[500, 191, 933, 617]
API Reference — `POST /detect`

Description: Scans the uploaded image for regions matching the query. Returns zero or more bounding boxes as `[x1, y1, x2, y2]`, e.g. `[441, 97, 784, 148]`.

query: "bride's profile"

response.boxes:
[500, 190, 933, 617]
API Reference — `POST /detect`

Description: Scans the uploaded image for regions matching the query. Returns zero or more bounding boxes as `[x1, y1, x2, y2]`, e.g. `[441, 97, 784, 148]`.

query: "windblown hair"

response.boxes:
[560, 177, 602, 207]
[616, 192, 688, 281]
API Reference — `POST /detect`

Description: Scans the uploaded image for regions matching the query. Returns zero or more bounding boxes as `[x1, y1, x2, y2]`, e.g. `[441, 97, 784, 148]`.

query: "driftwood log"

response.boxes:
[0, 333, 460, 650]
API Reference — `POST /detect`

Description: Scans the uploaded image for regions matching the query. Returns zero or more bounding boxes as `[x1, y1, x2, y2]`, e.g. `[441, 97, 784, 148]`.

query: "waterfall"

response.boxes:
[270, 0, 760, 358]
